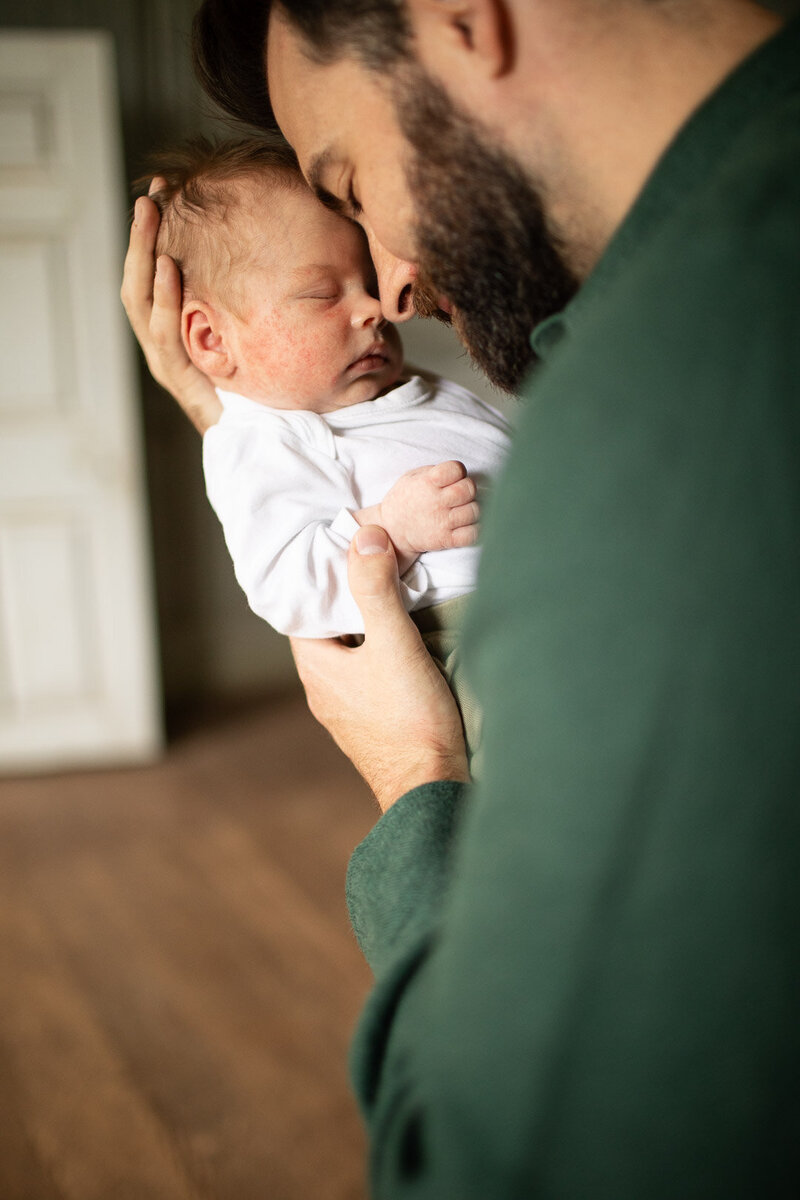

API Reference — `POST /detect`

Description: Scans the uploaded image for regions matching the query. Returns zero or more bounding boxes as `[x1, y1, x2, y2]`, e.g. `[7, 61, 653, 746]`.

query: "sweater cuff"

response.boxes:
[346, 780, 467, 978]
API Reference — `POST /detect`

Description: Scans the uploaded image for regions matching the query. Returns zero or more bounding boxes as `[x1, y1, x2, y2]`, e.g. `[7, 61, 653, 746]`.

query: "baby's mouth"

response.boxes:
[347, 342, 389, 373]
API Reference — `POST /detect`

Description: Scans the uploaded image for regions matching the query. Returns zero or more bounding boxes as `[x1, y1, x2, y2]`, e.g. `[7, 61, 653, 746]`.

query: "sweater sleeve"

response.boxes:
[344, 782, 466, 1136]
[346, 782, 466, 978]
[203, 419, 428, 637]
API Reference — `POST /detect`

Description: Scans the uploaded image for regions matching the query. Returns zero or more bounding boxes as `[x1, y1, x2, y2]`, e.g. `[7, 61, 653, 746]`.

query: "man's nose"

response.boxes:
[363, 222, 418, 324]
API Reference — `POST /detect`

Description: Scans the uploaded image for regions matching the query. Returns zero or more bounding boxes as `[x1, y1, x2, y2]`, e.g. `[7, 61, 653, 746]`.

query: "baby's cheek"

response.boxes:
[243, 311, 346, 403]
[298, 316, 349, 391]
[295, 331, 340, 394]
[262, 329, 324, 390]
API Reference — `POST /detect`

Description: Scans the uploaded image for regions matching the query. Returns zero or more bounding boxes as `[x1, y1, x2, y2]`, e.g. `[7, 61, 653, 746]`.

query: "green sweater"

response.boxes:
[346, 20, 800, 1199]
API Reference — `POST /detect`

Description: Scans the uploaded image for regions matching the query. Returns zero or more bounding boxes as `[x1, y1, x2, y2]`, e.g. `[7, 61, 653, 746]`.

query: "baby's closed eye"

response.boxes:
[301, 290, 340, 302]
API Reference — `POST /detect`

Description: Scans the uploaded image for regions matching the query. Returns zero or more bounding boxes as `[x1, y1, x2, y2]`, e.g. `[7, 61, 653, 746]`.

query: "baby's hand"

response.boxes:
[378, 461, 479, 561]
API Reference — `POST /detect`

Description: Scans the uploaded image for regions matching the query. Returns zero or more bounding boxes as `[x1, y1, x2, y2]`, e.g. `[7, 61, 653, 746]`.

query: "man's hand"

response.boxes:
[291, 526, 470, 811]
[121, 191, 222, 434]
[355, 461, 479, 573]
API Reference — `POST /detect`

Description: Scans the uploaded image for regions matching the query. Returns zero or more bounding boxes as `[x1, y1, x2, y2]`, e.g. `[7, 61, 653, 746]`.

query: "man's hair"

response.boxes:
[192, 0, 411, 131]
[140, 134, 303, 308]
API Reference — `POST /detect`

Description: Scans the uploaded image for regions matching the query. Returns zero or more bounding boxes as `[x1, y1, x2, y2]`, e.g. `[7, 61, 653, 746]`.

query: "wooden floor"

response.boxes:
[0, 693, 377, 1200]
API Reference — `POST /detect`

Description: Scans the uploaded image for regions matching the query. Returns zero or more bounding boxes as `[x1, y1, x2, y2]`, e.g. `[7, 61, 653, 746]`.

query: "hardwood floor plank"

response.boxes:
[0, 1042, 67, 1200]
[0, 903, 204, 1200]
[0, 696, 376, 1200]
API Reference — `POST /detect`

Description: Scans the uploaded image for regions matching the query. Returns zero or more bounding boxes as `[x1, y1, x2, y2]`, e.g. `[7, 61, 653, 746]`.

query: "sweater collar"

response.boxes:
[530, 16, 800, 364]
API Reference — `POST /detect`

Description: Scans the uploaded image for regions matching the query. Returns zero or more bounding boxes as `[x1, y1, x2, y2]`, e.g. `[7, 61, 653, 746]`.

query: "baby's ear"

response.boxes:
[182, 302, 236, 379]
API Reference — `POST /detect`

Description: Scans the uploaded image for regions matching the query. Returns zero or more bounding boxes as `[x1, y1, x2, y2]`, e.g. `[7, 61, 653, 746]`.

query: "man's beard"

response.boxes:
[396, 69, 578, 394]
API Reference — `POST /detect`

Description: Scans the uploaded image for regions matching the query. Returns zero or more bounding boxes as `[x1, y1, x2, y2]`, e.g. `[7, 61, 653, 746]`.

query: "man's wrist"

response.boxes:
[374, 754, 471, 813]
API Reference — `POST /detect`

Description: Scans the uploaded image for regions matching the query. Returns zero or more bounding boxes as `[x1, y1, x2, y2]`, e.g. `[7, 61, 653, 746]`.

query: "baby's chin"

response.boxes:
[332, 359, 405, 409]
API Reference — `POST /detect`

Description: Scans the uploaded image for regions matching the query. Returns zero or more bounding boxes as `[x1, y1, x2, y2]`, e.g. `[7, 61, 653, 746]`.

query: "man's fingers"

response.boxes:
[150, 254, 222, 430]
[151, 255, 183, 347]
[289, 635, 351, 727]
[121, 196, 160, 330]
[133, 193, 160, 244]
[290, 632, 346, 685]
[121, 190, 221, 433]
[348, 527, 420, 648]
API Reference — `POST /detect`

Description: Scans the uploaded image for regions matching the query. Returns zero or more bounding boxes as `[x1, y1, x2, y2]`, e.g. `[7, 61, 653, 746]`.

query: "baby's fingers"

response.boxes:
[442, 475, 477, 509]
[428, 459, 468, 487]
[449, 499, 480, 529]
[449, 522, 480, 548]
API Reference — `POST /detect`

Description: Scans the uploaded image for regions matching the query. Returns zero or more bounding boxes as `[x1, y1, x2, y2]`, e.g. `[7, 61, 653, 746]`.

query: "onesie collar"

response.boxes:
[215, 374, 431, 424]
[320, 374, 433, 428]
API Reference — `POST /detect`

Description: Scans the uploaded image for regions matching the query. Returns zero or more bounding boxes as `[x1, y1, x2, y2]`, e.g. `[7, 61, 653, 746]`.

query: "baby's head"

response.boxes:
[147, 136, 403, 412]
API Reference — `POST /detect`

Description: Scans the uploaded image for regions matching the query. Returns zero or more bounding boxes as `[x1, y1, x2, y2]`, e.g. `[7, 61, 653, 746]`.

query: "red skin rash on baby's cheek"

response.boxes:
[298, 341, 331, 386]
[290, 322, 341, 386]
[237, 293, 390, 405]
[263, 328, 310, 373]
[254, 326, 341, 397]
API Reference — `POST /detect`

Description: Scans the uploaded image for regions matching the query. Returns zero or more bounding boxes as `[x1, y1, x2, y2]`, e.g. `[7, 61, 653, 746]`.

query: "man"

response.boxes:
[122, 2, 800, 1195]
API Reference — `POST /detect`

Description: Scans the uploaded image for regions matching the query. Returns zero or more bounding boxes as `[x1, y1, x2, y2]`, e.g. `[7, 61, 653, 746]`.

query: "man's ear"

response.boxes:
[182, 302, 236, 380]
[406, 0, 513, 82]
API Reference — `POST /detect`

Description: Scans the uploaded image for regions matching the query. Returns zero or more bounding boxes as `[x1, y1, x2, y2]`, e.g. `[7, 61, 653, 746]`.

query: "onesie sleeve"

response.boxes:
[203, 417, 428, 637]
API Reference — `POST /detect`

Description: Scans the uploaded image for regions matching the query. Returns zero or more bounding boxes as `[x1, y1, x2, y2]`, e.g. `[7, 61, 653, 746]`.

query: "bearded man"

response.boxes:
[122, 2, 800, 1195]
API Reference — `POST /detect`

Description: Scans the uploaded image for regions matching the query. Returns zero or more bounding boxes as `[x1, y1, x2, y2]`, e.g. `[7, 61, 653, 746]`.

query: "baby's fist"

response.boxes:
[380, 460, 480, 558]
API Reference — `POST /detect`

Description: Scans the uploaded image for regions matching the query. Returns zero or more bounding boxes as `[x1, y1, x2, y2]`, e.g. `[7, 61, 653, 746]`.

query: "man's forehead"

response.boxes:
[266, 7, 316, 137]
[266, 9, 365, 165]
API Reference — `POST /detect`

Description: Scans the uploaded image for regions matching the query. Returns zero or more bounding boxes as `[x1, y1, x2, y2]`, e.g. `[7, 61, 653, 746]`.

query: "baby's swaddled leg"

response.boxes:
[412, 597, 483, 776]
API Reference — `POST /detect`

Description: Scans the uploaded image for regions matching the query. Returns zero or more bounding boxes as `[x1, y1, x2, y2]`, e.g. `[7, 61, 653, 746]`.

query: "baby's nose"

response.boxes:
[351, 291, 385, 328]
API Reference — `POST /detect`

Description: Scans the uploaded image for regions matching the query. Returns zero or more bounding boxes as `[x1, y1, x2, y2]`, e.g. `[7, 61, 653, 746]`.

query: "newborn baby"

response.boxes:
[147, 136, 512, 758]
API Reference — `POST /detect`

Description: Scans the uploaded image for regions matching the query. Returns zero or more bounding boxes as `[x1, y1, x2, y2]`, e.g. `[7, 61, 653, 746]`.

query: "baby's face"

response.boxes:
[221, 181, 404, 411]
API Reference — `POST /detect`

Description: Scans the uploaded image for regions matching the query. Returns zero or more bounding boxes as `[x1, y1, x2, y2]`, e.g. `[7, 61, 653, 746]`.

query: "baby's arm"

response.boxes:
[354, 461, 479, 574]
[204, 420, 442, 637]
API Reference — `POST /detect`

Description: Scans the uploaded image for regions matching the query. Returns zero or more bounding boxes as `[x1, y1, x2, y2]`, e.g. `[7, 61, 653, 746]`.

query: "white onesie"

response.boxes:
[203, 373, 512, 638]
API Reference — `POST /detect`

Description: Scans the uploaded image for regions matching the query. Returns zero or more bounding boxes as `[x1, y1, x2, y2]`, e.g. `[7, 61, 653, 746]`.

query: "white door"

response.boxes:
[0, 31, 162, 772]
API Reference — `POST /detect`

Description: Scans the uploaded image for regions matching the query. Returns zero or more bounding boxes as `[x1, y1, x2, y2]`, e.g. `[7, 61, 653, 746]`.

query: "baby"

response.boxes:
[146, 136, 512, 758]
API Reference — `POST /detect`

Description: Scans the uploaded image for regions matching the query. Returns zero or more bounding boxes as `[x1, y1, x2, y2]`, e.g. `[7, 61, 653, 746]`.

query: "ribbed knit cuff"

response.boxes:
[346, 781, 467, 977]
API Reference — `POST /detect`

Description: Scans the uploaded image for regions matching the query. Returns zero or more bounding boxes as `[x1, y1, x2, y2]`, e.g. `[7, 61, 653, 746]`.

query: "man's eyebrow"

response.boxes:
[307, 149, 347, 216]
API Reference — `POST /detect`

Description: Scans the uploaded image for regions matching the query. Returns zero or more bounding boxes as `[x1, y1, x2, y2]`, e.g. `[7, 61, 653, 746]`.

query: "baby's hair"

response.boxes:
[136, 134, 305, 310]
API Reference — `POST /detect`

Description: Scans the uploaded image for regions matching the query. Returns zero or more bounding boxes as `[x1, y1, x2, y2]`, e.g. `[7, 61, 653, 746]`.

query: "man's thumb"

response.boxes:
[348, 526, 414, 644]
